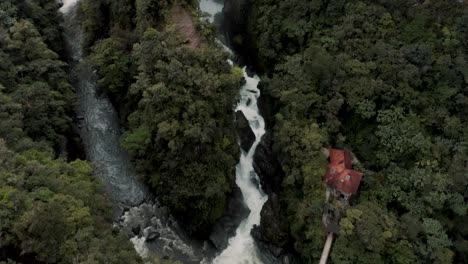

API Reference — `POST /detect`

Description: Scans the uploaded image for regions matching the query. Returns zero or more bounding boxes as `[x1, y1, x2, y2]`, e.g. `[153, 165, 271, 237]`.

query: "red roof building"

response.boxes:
[324, 149, 363, 195]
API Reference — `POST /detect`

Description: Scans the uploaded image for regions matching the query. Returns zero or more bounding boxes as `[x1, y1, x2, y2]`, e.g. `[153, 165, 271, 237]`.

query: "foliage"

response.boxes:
[244, 0, 468, 262]
[123, 28, 240, 234]
[0, 3, 142, 263]
[0, 9, 74, 153]
[0, 141, 141, 263]
[91, 37, 132, 96]
[81, 0, 242, 236]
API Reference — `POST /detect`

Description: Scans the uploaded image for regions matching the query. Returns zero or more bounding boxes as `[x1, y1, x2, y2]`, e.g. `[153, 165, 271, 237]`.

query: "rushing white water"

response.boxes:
[199, 1, 269, 263]
[200, 0, 224, 22]
[59, 0, 79, 13]
[212, 70, 268, 264]
[120, 203, 201, 262]
[61, 0, 269, 262]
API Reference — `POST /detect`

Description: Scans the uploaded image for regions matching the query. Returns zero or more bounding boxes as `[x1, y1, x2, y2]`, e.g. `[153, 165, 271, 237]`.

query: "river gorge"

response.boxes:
[0, 0, 463, 263]
[60, 0, 280, 263]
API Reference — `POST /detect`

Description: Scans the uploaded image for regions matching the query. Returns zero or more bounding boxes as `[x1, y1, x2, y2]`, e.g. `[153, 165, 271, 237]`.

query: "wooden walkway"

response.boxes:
[319, 233, 334, 264]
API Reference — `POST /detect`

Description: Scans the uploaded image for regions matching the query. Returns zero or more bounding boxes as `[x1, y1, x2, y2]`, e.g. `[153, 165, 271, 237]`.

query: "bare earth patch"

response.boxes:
[170, 4, 204, 51]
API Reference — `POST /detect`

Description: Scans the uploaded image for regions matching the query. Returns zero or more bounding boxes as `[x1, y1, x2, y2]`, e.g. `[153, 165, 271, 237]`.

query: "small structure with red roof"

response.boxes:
[324, 149, 363, 200]
[320, 148, 364, 264]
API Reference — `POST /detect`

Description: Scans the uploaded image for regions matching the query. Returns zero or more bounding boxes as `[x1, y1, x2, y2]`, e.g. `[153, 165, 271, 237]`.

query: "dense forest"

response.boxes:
[1, 0, 467, 263]
[1, 0, 242, 263]
[79, 0, 242, 235]
[236, 0, 468, 263]
[0, 1, 142, 263]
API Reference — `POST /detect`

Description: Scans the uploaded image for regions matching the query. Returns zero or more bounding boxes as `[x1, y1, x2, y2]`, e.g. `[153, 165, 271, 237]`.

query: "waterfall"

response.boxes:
[200, 1, 269, 263]
[60, 0, 270, 262]
[212, 70, 268, 264]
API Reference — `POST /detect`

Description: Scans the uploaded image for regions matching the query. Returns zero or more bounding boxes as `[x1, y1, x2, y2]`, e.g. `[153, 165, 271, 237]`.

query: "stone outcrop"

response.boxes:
[235, 110, 255, 152]
[222, 0, 251, 44]
[252, 132, 300, 263]
[253, 132, 283, 194]
[222, 0, 255, 66]
[223, 1, 299, 262]
[210, 186, 250, 250]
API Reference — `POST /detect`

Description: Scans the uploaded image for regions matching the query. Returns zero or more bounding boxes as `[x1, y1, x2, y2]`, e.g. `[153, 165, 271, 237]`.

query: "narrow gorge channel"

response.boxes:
[60, 1, 210, 263]
[61, 0, 272, 263]
[212, 71, 268, 264]
[200, 1, 271, 263]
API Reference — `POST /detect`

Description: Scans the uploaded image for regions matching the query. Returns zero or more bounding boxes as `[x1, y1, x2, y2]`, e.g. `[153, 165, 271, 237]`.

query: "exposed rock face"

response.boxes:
[210, 186, 250, 250]
[120, 203, 213, 263]
[223, 1, 298, 262]
[253, 132, 283, 194]
[252, 197, 300, 264]
[256, 84, 280, 131]
[252, 133, 301, 263]
[222, 0, 253, 65]
[145, 227, 161, 241]
[235, 110, 255, 152]
[252, 193, 288, 250]
[222, 0, 250, 41]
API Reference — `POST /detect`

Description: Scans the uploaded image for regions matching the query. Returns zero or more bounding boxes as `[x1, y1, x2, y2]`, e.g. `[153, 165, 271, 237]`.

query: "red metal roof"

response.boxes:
[324, 149, 363, 195]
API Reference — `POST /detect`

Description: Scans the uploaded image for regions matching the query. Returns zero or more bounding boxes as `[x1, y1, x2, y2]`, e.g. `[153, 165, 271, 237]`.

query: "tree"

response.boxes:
[121, 27, 241, 235]
[91, 37, 132, 96]
[241, 0, 468, 261]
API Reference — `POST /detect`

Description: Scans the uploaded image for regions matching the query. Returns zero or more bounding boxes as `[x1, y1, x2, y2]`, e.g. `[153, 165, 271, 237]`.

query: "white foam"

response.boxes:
[199, 1, 269, 263]
[199, 0, 224, 22]
[212, 70, 268, 264]
[59, 0, 79, 14]
[131, 236, 149, 259]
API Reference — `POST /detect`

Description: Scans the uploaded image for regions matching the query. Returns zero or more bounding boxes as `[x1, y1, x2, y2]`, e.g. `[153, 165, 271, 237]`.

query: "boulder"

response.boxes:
[210, 185, 250, 250]
[252, 194, 289, 249]
[235, 110, 255, 152]
[146, 230, 160, 241]
[222, 0, 251, 43]
[132, 226, 141, 237]
[145, 226, 161, 242]
[253, 132, 283, 195]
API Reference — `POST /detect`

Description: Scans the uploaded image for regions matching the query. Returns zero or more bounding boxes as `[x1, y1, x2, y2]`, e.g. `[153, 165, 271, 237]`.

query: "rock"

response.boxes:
[210, 185, 250, 250]
[252, 194, 288, 249]
[132, 226, 141, 236]
[235, 110, 255, 152]
[252, 133, 303, 264]
[146, 231, 160, 241]
[222, 0, 257, 67]
[145, 227, 160, 241]
[253, 132, 283, 195]
[256, 89, 279, 131]
[253, 220, 299, 264]
[222, 0, 251, 43]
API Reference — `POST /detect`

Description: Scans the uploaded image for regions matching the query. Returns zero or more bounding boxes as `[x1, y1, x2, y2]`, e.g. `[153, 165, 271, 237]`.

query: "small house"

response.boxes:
[324, 149, 363, 201]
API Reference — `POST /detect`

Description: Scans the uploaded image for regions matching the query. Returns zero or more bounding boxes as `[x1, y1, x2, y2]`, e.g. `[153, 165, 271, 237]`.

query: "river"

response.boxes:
[60, 0, 146, 213]
[60, 1, 210, 263]
[200, 1, 269, 263]
[60, 0, 270, 263]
